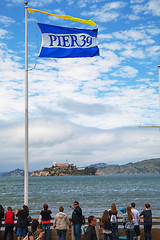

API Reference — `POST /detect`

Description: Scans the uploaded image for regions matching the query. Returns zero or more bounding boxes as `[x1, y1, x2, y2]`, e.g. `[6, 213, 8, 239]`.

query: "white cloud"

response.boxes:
[4, 0, 55, 6]
[127, 14, 141, 21]
[0, 29, 8, 38]
[1, 119, 160, 171]
[132, 0, 160, 16]
[146, 0, 160, 16]
[111, 65, 139, 78]
[0, 16, 15, 27]
[130, 0, 145, 3]
[121, 48, 146, 59]
[146, 45, 160, 57]
[81, 1, 127, 22]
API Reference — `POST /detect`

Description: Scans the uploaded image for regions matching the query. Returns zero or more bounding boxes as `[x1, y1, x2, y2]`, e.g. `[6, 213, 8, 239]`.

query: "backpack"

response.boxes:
[110, 214, 117, 223]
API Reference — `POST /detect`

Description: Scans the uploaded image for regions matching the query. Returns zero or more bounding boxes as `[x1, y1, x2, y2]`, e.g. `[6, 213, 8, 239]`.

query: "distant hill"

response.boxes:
[88, 163, 109, 168]
[2, 168, 32, 177]
[96, 158, 160, 174]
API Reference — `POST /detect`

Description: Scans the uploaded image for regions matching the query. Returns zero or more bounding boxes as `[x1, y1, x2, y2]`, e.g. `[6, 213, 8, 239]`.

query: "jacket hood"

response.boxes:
[57, 212, 66, 219]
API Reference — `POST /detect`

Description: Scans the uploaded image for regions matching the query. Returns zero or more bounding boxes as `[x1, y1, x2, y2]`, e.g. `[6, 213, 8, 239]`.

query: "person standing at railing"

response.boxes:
[40, 203, 52, 240]
[122, 206, 135, 240]
[2, 206, 15, 240]
[109, 203, 118, 240]
[15, 205, 30, 240]
[131, 202, 141, 240]
[102, 210, 113, 240]
[53, 206, 71, 240]
[140, 204, 152, 240]
[71, 201, 82, 240]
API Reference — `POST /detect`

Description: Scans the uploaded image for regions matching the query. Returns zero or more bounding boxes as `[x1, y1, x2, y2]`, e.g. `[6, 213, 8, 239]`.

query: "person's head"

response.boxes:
[23, 205, 29, 213]
[111, 203, 118, 214]
[43, 204, 48, 210]
[31, 219, 39, 233]
[102, 210, 110, 222]
[131, 202, 135, 208]
[145, 204, 150, 209]
[88, 216, 97, 226]
[126, 206, 134, 222]
[59, 206, 64, 212]
[8, 207, 12, 211]
[74, 201, 79, 208]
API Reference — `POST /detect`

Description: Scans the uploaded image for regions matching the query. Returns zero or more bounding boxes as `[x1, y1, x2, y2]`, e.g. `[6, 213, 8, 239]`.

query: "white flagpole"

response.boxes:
[158, 65, 160, 125]
[24, 1, 28, 206]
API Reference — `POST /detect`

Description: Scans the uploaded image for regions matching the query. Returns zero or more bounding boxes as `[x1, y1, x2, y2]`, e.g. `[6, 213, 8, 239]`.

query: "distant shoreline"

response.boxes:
[1, 158, 160, 176]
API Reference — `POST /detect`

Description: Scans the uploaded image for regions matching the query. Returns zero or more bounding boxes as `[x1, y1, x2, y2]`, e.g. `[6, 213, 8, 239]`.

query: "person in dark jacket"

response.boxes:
[140, 203, 152, 240]
[40, 203, 52, 240]
[71, 201, 82, 240]
[86, 216, 97, 240]
[102, 210, 113, 240]
[15, 205, 29, 240]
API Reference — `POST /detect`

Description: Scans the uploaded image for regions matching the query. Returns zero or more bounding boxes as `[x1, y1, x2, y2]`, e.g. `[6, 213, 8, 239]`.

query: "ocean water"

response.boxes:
[0, 174, 160, 218]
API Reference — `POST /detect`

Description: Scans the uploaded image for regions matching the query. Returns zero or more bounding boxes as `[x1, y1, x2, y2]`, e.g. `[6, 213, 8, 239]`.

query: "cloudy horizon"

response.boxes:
[0, 0, 160, 171]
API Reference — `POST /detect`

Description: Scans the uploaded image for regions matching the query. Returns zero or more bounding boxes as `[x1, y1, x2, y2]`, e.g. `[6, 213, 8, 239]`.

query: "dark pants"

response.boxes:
[73, 223, 82, 240]
[125, 228, 135, 240]
[2, 223, 14, 240]
[42, 223, 51, 240]
[104, 233, 113, 240]
[144, 223, 152, 240]
[111, 223, 118, 240]
[56, 229, 67, 240]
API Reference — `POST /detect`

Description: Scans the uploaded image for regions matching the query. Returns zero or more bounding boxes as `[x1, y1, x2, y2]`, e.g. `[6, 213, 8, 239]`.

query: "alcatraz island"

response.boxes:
[31, 162, 97, 177]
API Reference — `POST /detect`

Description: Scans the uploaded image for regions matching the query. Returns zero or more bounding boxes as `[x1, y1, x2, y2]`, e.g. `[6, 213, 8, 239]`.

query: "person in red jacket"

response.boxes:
[2, 206, 15, 240]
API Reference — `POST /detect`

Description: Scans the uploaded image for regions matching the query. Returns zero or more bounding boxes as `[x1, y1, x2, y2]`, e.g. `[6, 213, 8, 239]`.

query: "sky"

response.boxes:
[0, 0, 160, 172]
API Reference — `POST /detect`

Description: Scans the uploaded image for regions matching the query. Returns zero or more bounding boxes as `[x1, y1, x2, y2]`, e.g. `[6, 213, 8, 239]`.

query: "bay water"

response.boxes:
[0, 174, 160, 218]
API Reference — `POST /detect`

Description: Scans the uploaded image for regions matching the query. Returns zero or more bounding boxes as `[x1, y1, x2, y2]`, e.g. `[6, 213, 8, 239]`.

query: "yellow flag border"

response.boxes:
[28, 8, 97, 28]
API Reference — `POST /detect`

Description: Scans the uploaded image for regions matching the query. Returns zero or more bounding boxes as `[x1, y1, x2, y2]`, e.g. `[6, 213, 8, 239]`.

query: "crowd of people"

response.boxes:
[0, 202, 152, 240]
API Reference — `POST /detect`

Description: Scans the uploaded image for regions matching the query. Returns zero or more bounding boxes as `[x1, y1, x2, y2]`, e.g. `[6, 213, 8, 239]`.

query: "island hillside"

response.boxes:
[31, 162, 97, 176]
[95, 158, 160, 174]
[1, 158, 160, 177]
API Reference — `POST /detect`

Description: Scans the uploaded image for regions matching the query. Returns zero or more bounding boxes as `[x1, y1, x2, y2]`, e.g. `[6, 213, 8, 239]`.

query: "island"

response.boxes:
[31, 162, 97, 177]
[1, 158, 160, 177]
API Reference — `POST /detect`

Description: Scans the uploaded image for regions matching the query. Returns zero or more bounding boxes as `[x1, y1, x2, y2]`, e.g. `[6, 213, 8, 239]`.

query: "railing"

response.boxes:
[0, 216, 160, 240]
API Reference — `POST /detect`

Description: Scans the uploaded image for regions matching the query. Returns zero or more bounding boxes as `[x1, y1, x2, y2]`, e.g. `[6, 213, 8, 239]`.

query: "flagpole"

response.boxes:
[24, 1, 28, 206]
[158, 65, 160, 125]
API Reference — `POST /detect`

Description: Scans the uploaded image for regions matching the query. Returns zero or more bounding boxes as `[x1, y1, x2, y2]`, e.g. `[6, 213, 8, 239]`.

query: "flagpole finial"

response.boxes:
[25, 1, 28, 5]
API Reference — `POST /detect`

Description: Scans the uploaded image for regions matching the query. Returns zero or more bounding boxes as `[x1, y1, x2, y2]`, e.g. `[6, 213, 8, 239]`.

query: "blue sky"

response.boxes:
[0, 0, 160, 171]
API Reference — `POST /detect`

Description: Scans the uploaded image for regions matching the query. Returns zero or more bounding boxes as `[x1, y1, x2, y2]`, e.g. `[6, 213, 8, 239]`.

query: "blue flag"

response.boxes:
[37, 23, 99, 58]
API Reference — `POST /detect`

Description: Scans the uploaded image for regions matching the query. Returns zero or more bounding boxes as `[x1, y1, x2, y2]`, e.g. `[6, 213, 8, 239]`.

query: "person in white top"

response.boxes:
[131, 202, 140, 240]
